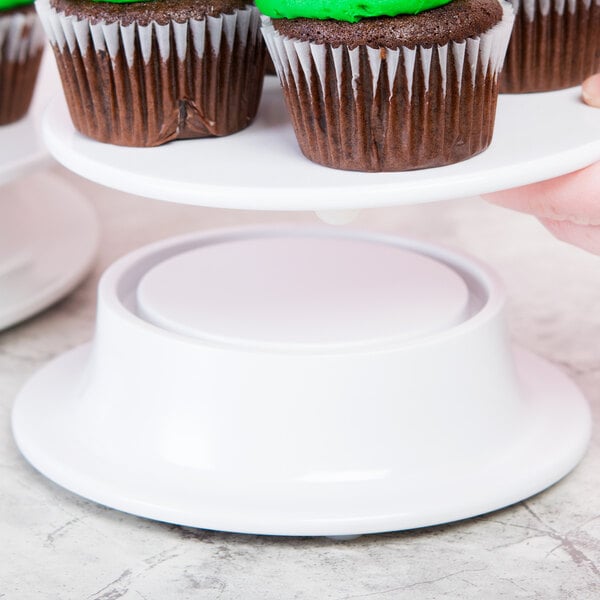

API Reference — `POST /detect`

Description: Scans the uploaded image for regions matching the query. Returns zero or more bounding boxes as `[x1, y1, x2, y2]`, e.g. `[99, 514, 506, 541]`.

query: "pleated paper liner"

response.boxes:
[0, 8, 45, 126]
[501, 0, 600, 93]
[262, 4, 514, 172]
[36, 0, 266, 146]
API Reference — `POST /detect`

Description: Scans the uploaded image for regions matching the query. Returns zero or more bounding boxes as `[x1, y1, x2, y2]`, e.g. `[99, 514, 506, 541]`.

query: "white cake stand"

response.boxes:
[12, 80, 598, 536]
[0, 54, 99, 331]
[42, 79, 600, 209]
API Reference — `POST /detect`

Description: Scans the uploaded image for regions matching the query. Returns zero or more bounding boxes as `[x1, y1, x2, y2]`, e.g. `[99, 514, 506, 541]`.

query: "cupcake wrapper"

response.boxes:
[0, 11, 45, 125]
[0, 10, 45, 62]
[36, 0, 266, 146]
[501, 0, 600, 93]
[513, 0, 596, 21]
[262, 3, 514, 172]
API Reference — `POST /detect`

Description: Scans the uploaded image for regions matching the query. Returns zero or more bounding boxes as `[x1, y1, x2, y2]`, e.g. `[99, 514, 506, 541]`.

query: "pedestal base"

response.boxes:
[12, 344, 590, 536]
[0, 171, 98, 330]
[11, 227, 591, 536]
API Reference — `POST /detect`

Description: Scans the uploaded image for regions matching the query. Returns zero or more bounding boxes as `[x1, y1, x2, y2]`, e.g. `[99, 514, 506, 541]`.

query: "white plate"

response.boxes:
[0, 171, 98, 330]
[42, 79, 600, 211]
[0, 116, 46, 187]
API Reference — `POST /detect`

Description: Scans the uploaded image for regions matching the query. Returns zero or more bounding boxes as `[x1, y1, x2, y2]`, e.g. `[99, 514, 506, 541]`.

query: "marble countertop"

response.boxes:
[1, 165, 599, 599]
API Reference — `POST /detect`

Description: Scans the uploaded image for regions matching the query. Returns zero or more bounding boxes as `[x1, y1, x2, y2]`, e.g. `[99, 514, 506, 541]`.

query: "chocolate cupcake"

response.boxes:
[0, 1, 44, 125]
[501, 0, 600, 93]
[259, 0, 514, 172]
[36, 0, 267, 146]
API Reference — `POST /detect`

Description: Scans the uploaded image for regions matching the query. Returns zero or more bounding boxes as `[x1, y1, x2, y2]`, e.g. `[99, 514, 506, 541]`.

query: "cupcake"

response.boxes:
[35, 0, 267, 146]
[259, 0, 515, 172]
[501, 0, 600, 93]
[0, 0, 45, 125]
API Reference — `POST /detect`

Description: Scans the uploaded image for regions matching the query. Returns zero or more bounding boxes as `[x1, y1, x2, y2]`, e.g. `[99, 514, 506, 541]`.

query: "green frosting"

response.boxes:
[256, 0, 452, 22]
[0, 0, 34, 11]
[90, 0, 150, 3]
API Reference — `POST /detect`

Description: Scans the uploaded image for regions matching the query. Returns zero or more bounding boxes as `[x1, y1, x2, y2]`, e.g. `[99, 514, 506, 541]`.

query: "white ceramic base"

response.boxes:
[11, 227, 591, 536]
[0, 171, 98, 330]
[42, 80, 600, 210]
[12, 344, 589, 536]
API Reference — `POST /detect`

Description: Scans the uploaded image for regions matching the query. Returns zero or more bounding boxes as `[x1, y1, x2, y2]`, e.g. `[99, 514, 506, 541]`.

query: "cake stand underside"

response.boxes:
[43, 80, 600, 210]
[12, 345, 590, 536]
[0, 172, 98, 330]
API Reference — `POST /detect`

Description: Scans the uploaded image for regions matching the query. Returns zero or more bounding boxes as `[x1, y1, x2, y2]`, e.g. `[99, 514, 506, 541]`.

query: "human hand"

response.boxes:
[485, 74, 600, 254]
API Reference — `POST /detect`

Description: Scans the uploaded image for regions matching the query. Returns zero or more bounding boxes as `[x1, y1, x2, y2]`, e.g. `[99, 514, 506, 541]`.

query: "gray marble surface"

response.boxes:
[1, 166, 599, 599]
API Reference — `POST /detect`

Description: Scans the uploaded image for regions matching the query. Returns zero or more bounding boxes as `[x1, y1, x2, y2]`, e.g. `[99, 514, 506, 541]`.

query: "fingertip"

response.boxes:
[582, 73, 600, 108]
[540, 217, 600, 255]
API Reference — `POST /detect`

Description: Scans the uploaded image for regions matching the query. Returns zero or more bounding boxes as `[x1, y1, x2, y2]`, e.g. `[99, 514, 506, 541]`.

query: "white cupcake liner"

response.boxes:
[35, 0, 261, 66]
[34, 0, 265, 145]
[262, 1, 514, 101]
[260, 2, 514, 171]
[0, 9, 45, 63]
[502, 0, 600, 91]
[513, 0, 599, 22]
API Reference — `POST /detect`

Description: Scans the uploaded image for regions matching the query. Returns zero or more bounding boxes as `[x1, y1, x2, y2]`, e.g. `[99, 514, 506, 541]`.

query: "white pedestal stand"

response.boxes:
[12, 80, 600, 536]
[0, 55, 98, 330]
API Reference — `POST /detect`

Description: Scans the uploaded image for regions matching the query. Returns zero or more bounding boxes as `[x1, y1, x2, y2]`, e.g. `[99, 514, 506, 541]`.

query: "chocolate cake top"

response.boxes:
[271, 0, 504, 48]
[49, 0, 250, 25]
